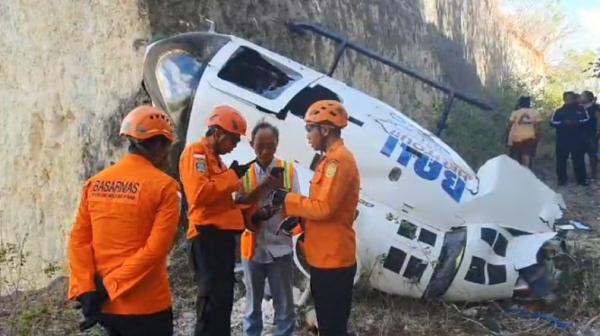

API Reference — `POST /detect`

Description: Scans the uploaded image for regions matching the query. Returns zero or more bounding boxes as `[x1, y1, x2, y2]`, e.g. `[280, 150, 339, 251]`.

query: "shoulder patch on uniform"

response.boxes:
[195, 156, 207, 172]
[325, 162, 338, 178]
[196, 159, 207, 173]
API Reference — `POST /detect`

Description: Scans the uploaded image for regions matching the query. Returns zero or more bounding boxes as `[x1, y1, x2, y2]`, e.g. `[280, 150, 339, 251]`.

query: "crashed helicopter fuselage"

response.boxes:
[141, 32, 565, 302]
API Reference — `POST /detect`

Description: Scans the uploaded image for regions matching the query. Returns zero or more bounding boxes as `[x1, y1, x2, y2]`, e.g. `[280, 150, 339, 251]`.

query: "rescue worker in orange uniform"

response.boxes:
[271, 100, 360, 336]
[179, 105, 254, 336]
[68, 105, 181, 336]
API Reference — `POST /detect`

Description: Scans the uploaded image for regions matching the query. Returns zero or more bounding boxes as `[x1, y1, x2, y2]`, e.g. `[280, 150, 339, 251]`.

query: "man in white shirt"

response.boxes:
[237, 121, 300, 336]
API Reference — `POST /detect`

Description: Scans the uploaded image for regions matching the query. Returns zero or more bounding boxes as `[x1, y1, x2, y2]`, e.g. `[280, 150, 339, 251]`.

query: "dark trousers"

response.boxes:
[189, 225, 237, 336]
[584, 136, 598, 179]
[100, 309, 173, 336]
[556, 142, 587, 185]
[310, 264, 357, 336]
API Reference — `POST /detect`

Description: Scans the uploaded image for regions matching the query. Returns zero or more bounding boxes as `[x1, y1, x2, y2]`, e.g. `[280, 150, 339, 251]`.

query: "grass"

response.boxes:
[0, 278, 84, 336]
[342, 233, 600, 336]
[1, 233, 600, 335]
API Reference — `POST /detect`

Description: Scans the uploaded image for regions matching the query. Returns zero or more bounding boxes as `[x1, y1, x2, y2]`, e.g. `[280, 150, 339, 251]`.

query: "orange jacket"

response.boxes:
[68, 154, 181, 315]
[179, 137, 244, 239]
[284, 139, 360, 269]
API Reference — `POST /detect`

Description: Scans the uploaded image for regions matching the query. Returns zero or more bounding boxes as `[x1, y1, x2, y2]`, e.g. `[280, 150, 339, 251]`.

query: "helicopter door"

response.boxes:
[207, 43, 322, 114]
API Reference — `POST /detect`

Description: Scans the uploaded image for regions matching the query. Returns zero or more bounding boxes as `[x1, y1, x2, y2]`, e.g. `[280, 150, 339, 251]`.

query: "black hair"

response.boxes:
[129, 135, 170, 153]
[317, 121, 342, 137]
[563, 91, 577, 101]
[251, 121, 279, 142]
[327, 126, 341, 137]
[516, 96, 531, 109]
[582, 90, 595, 101]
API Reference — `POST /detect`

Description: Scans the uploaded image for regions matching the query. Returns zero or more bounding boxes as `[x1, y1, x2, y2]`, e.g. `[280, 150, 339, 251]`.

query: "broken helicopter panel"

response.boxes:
[141, 30, 566, 302]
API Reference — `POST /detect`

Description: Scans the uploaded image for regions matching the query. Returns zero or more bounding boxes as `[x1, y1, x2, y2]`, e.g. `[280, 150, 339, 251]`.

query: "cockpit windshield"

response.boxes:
[143, 33, 230, 117]
[156, 51, 205, 115]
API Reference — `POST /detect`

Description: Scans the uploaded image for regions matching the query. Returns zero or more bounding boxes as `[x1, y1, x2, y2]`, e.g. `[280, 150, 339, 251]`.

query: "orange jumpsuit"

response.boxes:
[179, 136, 245, 335]
[284, 139, 360, 269]
[68, 154, 181, 315]
[179, 137, 244, 237]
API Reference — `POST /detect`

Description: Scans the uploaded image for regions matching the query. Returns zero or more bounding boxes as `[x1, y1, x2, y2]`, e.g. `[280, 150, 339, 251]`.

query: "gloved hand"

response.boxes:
[230, 160, 255, 178]
[77, 291, 103, 331]
[270, 188, 288, 208]
[276, 216, 301, 236]
[76, 276, 109, 331]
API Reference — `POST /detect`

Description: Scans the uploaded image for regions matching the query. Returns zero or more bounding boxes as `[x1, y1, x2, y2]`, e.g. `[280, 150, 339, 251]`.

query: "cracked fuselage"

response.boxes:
[142, 32, 560, 302]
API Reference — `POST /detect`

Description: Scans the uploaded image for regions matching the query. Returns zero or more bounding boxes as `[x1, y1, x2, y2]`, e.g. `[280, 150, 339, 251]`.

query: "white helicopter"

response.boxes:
[140, 26, 566, 302]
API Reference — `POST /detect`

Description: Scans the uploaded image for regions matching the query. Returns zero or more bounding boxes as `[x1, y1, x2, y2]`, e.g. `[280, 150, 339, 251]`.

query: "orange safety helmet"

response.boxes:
[305, 100, 348, 128]
[206, 105, 247, 136]
[119, 105, 176, 142]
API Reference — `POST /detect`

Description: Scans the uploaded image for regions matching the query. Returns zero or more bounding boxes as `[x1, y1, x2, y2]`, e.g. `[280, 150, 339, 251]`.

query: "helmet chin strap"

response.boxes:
[317, 125, 334, 153]
[212, 132, 228, 154]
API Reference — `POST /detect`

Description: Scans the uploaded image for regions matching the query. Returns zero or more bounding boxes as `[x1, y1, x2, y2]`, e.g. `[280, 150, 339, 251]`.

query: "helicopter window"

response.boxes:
[383, 246, 407, 273]
[156, 50, 205, 116]
[424, 228, 467, 299]
[274, 85, 364, 125]
[397, 220, 417, 239]
[480, 228, 496, 247]
[218, 46, 301, 99]
[418, 228, 437, 246]
[487, 263, 507, 285]
[282, 84, 340, 118]
[505, 228, 530, 237]
[464, 256, 486, 284]
[403, 256, 427, 282]
[493, 234, 508, 257]
[480, 229, 508, 257]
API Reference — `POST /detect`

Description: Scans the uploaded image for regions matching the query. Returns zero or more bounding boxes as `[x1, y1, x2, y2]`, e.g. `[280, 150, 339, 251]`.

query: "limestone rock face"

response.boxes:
[0, 0, 546, 290]
[0, 1, 149, 291]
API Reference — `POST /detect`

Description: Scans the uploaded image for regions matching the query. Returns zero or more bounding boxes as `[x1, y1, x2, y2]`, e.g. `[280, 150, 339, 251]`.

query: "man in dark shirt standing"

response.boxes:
[550, 91, 590, 186]
[579, 90, 599, 180]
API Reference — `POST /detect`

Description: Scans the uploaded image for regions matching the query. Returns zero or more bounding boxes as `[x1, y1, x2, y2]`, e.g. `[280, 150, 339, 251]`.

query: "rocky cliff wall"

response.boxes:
[0, 1, 149, 291]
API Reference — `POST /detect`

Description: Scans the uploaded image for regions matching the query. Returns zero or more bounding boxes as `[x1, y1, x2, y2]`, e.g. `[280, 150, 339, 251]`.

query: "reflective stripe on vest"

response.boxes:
[240, 159, 295, 261]
[242, 159, 294, 193]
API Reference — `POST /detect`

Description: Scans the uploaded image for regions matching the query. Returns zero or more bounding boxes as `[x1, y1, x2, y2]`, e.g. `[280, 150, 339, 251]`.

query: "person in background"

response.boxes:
[506, 96, 541, 168]
[579, 90, 599, 181]
[236, 121, 299, 336]
[550, 91, 590, 186]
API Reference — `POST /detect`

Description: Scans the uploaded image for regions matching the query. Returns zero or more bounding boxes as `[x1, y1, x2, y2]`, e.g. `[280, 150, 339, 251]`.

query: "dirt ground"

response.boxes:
[1, 171, 599, 336]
